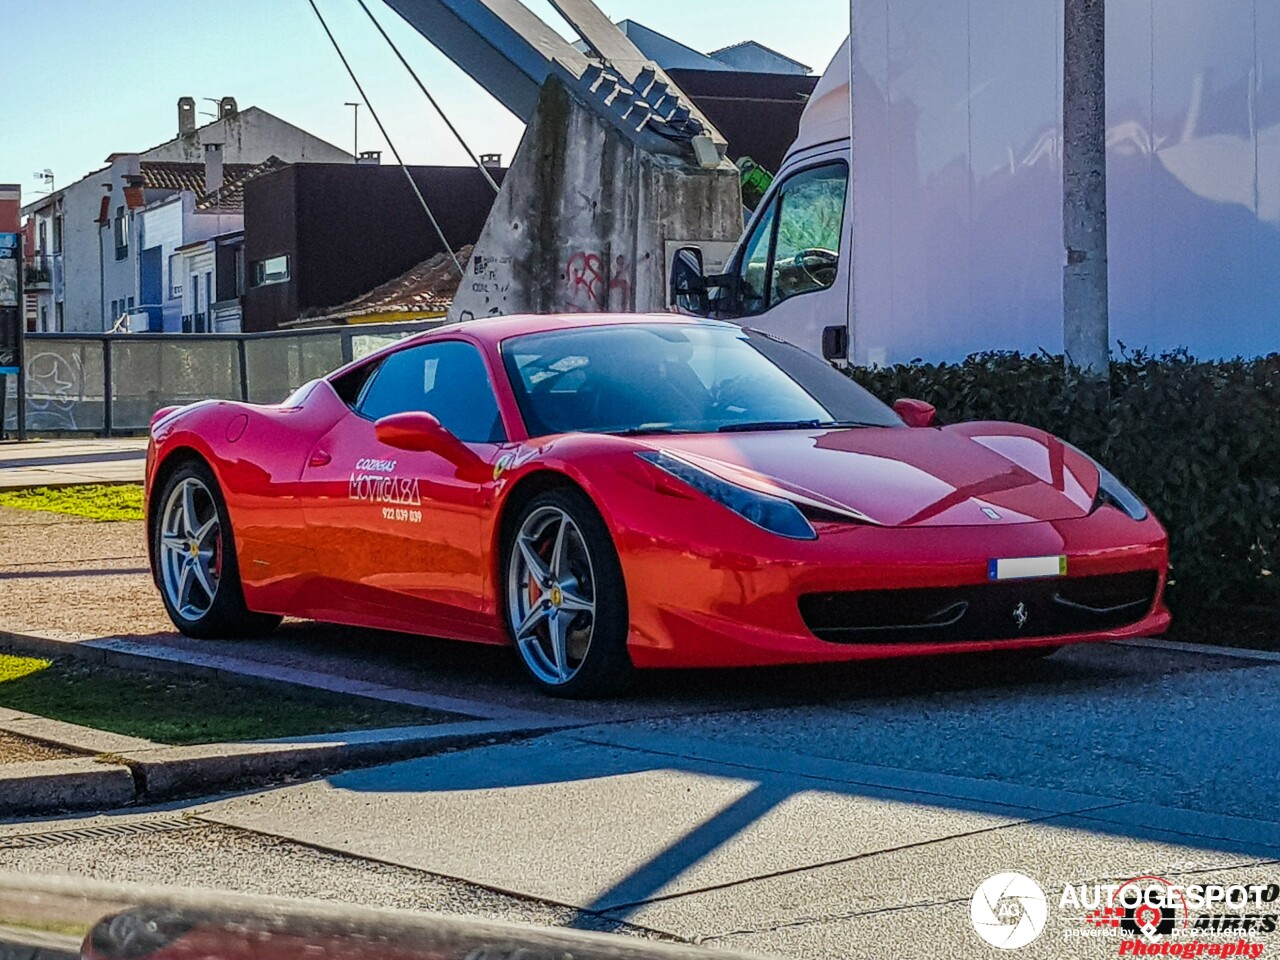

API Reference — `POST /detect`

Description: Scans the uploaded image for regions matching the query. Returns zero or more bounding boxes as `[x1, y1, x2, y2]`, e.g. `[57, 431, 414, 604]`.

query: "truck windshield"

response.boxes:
[500, 322, 903, 438]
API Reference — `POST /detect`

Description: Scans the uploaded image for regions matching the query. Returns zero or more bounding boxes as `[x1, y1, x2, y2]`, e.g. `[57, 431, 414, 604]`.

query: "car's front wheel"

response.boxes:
[154, 460, 281, 639]
[504, 488, 631, 698]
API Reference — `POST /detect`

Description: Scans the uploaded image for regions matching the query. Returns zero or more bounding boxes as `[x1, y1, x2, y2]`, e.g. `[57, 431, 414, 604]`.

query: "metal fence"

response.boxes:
[1, 321, 441, 436]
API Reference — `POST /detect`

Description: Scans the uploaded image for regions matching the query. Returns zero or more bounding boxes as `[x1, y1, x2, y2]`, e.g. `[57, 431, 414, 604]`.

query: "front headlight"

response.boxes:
[1092, 461, 1148, 521]
[638, 451, 817, 540]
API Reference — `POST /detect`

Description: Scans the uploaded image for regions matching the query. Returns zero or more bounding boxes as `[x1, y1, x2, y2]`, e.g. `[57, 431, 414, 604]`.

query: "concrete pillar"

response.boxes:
[1062, 0, 1110, 379]
[449, 77, 742, 322]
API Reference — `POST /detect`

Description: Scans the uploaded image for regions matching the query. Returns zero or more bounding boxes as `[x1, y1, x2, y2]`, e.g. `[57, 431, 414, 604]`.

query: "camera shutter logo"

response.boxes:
[971, 872, 1048, 949]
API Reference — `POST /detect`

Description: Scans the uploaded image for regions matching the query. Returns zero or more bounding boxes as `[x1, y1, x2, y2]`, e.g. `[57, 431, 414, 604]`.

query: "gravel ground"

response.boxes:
[0, 819, 667, 940]
[0, 730, 81, 764]
[0, 508, 170, 639]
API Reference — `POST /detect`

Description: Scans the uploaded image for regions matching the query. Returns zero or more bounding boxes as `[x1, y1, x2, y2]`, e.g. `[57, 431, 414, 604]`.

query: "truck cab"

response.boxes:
[672, 39, 853, 362]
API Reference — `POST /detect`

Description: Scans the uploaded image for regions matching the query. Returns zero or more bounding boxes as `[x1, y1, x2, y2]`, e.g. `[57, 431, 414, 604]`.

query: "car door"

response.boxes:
[721, 155, 851, 359]
[299, 339, 508, 640]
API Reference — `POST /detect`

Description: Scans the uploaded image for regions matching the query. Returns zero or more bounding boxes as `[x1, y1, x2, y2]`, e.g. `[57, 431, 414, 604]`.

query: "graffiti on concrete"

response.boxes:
[467, 253, 513, 316]
[26, 351, 83, 430]
[564, 251, 630, 312]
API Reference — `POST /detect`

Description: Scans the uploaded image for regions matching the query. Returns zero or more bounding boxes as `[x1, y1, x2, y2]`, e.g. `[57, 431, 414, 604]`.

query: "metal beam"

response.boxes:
[380, 0, 594, 121]
[380, 0, 723, 156]
[544, 0, 725, 151]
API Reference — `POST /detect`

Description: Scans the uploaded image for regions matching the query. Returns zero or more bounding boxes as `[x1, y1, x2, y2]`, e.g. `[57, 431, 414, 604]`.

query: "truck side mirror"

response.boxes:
[670, 246, 709, 315]
[821, 325, 849, 361]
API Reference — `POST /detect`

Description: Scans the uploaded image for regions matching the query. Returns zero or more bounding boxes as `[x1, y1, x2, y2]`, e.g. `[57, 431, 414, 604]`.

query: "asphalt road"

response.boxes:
[3, 639, 1279, 960]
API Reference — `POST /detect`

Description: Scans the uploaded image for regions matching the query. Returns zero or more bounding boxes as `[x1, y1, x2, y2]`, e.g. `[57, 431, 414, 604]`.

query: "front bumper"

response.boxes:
[616, 508, 1170, 669]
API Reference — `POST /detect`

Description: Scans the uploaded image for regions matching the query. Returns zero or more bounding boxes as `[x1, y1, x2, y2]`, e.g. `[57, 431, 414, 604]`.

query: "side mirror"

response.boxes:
[821, 325, 849, 361]
[670, 246, 709, 315]
[893, 398, 937, 428]
[374, 412, 489, 480]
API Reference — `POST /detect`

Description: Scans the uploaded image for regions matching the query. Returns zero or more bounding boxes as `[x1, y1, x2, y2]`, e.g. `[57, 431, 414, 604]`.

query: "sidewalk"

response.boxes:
[0, 439, 147, 489]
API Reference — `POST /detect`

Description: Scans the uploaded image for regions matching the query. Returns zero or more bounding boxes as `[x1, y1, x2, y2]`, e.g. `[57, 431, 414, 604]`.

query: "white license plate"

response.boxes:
[988, 556, 1067, 581]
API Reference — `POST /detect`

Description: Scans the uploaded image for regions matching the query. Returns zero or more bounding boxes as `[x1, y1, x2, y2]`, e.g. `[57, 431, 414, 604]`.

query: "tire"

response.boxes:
[152, 460, 281, 640]
[503, 487, 632, 698]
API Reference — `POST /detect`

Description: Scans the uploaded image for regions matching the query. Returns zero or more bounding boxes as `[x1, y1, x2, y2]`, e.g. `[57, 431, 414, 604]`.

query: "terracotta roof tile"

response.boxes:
[138, 157, 284, 212]
[312, 246, 473, 322]
[193, 156, 286, 211]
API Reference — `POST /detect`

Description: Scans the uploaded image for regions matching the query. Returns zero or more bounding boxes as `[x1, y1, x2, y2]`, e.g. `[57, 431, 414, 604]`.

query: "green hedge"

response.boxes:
[848, 352, 1280, 619]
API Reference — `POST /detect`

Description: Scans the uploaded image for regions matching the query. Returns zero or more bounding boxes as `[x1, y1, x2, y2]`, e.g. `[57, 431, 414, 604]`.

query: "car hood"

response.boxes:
[640, 423, 1101, 527]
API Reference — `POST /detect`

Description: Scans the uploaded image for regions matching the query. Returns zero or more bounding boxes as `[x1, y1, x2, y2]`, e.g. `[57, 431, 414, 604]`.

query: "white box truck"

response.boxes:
[674, 1, 1280, 364]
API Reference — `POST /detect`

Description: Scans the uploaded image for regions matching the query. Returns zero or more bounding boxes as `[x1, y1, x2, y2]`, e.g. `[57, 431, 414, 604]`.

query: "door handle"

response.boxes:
[309, 449, 332, 467]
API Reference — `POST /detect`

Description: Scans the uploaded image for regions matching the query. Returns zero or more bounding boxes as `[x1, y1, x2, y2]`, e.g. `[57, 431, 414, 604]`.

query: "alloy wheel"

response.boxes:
[508, 506, 598, 685]
[159, 476, 222, 621]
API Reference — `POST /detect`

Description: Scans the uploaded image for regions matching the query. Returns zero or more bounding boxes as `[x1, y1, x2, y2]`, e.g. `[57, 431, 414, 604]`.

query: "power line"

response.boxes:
[351, 0, 501, 195]
[305, 0, 465, 277]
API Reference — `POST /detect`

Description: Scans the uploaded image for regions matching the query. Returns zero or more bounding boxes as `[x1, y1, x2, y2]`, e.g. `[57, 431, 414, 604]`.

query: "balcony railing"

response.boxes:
[23, 255, 53, 288]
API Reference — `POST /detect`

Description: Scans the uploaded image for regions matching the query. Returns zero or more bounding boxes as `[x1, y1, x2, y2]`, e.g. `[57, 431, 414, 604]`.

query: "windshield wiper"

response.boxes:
[717, 419, 873, 433]
[599, 425, 698, 437]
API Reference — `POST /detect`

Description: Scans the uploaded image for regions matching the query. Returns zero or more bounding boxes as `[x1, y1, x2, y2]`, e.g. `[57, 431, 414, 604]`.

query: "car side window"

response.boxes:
[766, 163, 848, 307]
[357, 341, 505, 443]
[735, 201, 777, 317]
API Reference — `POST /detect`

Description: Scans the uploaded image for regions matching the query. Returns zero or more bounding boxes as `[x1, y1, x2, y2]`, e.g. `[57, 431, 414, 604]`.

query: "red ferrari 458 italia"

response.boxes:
[145, 314, 1169, 697]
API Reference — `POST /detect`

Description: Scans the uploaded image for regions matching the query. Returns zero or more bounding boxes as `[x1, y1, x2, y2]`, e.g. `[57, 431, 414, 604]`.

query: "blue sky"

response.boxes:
[0, 0, 848, 200]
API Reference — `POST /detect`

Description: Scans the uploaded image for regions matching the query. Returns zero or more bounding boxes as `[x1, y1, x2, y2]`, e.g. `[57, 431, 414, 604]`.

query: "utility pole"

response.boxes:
[1062, 0, 1110, 380]
[345, 102, 361, 160]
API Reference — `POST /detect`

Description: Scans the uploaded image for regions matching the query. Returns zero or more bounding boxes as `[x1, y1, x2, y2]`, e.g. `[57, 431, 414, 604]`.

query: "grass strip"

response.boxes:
[0, 484, 144, 522]
[0, 654, 465, 745]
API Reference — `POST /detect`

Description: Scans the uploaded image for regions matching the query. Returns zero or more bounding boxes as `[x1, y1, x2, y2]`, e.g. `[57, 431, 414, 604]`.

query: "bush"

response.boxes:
[849, 351, 1280, 621]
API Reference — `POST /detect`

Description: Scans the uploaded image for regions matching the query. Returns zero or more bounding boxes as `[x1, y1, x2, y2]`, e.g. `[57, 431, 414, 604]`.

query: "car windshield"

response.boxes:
[500, 322, 903, 438]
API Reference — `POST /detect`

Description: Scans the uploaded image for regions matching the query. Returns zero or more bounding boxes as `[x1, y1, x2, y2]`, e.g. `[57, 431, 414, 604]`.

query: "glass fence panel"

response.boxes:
[20, 339, 107, 432]
[351, 329, 421, 360]
[14, 322, 441, 434]
[111, 338, 242, 430]
[244, 334, 344, 404]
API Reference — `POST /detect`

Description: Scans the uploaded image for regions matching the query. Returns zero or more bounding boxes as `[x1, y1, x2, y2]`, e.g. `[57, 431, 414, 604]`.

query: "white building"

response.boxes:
[173, 230, 247, 333]
[22, 99, 349, 333]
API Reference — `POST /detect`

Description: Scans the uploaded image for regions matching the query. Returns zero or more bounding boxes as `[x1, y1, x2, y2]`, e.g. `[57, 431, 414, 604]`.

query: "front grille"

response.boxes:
[799, 571, 1159, 644]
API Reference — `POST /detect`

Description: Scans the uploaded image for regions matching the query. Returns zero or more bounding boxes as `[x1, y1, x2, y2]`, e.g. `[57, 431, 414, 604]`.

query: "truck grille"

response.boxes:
[798, 571, 1159, 644]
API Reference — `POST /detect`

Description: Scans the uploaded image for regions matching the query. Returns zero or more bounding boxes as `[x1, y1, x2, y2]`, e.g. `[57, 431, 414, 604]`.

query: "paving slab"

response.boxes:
[627, 649, 1280, 820]
[607, 810, 1280, 940]
[714, 860, 1280, 960]
[0, 439, 147, 490]
[0, 820, 666, 941]
[202, 730, 1102, 913]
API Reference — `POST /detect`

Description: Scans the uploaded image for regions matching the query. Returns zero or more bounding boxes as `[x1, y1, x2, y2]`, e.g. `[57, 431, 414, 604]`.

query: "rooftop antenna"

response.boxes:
[33, 169, 54, 195]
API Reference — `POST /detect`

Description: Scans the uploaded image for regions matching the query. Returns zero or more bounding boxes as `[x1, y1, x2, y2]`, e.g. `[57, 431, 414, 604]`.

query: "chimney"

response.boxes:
[178, 97, 196, 136]
[356, 150, 382, 166]
[218, 97, 238, 120]
[480, 153, 502, 168]
[204, 143, 224, 195]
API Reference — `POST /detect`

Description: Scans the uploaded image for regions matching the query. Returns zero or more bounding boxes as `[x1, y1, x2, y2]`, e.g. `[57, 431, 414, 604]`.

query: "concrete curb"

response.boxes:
[1114, 636, 1280, 664]
[0, 620, 578, 817]
[0, 758, 136, 818]
[0, 923, 82, 960]
[0, 714, 156, 756]
[1, 719, 567, 819]
[0, 623, 557, 724]
[116, 719, 568, 803]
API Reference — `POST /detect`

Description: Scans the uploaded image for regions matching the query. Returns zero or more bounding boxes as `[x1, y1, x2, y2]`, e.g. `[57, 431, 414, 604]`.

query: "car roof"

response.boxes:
[408, 312, 742, 347]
